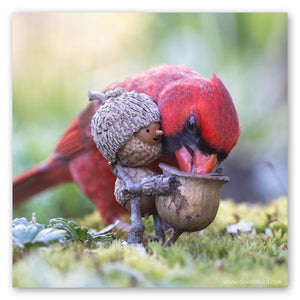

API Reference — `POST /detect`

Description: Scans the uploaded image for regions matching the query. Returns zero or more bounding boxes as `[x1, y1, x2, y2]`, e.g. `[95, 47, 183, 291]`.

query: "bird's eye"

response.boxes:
[185, 115, 197, 134]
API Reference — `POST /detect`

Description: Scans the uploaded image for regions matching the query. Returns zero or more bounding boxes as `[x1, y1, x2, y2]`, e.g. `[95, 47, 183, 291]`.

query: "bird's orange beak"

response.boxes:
[175, 146, 217, 175]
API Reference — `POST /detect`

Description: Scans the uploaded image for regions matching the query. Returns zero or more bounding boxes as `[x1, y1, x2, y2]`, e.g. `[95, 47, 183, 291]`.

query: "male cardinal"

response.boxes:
[13, 65, 240, 224]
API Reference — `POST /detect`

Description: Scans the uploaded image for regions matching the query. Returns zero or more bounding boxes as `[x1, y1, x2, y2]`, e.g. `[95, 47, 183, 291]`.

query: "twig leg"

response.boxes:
[128, 197, 145, 244]
[162, 228, 183, 247]
[152, 211, 165, 243]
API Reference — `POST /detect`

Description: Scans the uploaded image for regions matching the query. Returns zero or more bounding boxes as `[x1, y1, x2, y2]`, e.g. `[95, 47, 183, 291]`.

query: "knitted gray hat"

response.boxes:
[90, 88, 161, 164]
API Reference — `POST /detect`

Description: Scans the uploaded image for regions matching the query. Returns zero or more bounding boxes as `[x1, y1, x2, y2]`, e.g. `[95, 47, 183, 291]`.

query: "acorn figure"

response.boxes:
[89, 88, 178, 245]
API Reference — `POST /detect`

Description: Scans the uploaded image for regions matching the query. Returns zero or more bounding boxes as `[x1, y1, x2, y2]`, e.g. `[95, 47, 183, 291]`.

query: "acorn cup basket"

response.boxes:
[156, 163, 229, 247]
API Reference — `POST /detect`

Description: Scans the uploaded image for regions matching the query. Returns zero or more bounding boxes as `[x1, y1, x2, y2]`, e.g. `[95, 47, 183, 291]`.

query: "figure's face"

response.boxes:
[117, 122, 163, 167]
[135, 122, 164, 145]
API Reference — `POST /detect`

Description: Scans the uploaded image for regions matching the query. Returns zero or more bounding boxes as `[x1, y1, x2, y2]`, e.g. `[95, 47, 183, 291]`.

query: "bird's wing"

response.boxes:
[53, 100, 101, 161]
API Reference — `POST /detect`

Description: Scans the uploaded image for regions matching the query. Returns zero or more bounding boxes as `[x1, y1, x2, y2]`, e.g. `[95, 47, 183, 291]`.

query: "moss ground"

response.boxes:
[13, 197, 287, 288]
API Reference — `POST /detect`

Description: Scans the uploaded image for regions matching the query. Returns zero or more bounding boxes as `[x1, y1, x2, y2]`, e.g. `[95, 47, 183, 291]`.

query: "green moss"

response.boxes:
[13, 197, 288, 288]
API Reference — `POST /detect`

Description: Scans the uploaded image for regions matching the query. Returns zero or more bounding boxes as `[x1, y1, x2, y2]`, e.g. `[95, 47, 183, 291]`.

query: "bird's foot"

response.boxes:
[162, 228, 183, 247]
[114, 219, 131, 232]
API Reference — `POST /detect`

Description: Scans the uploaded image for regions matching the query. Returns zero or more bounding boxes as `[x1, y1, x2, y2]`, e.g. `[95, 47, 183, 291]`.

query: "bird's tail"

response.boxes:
[13, 158, 73, 206]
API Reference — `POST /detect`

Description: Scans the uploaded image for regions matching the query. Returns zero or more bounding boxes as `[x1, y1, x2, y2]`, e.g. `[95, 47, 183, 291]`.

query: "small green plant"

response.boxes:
[13, 213, 66, 249]
[49, 217, 116, 247]
[13, 213, 116, 250]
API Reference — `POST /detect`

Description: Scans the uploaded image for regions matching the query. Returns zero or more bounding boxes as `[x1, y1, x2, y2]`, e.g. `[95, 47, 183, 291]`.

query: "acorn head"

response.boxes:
[90, 88, 162, 166]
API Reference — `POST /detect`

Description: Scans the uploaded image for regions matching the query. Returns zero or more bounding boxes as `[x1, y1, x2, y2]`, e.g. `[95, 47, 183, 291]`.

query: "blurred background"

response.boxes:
[13, 13, 288, 223]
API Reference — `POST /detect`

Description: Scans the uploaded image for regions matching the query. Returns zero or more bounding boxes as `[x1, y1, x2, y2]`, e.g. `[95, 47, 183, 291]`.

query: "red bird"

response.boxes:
[13, 65, 240, 224]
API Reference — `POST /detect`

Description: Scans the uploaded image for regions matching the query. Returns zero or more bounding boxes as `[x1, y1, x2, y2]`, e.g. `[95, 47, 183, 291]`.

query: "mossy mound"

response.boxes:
[13, 197, 287, 288]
